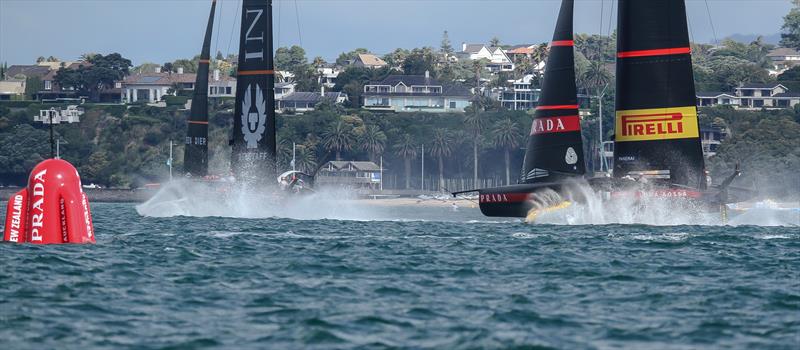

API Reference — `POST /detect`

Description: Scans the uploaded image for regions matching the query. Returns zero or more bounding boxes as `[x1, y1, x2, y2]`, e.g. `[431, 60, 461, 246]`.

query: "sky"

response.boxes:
[0, 0, 794, 66]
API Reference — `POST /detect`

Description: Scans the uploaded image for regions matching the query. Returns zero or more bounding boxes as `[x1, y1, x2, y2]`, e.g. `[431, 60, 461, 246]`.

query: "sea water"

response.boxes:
[0, 202, 798, 349]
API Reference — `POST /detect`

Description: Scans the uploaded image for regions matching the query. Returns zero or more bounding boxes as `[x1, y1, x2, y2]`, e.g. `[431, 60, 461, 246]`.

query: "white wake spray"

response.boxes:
[528, 180, 799, 227]
[135, 179, 381, 220]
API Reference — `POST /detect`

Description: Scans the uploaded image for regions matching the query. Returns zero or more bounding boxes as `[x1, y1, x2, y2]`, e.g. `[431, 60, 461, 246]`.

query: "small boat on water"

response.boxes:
[455, 0, 755, 218]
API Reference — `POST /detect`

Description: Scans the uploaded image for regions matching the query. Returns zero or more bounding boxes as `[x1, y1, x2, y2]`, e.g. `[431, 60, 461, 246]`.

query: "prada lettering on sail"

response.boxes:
[29, 169, 47, 242]
[615, 106, 699, 142]
[530, 115, 580, 135]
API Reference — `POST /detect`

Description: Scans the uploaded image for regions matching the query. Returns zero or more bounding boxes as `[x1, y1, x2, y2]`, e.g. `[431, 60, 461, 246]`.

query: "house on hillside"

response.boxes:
[0, 79, 25, 100]
[121, 67, 235, 103]
[362, 71, 472, 112]
[316, 66, 341, 88]
[458, 43, 514, 72]
[499, 74, 541, 110]
[696, 83, 800, 109]
[353, 54, 387, 69]
[316, 161, 382, 189]
[38, 61, 122, 102]
[3, 65, 50, 80]
[276, 91, 348, 113]
[275, 82, 296, 99]
[767, 47, 800, 75]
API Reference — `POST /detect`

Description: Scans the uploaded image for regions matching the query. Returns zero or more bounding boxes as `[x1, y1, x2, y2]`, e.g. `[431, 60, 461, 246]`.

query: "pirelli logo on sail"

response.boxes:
[615, 106, 699, 142]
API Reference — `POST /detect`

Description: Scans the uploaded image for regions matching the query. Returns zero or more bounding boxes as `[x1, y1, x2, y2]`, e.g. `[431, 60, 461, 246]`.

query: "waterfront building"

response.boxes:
[696, 83, 800, 110]
[316, 161, 382, 189]
[499, 74, 541, 110]
[276, 91, 348, 113]
[362, 71, 471, 113]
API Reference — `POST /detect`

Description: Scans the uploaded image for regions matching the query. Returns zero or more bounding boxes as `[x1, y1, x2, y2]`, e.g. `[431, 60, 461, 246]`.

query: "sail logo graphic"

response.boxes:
[525, 168, 549, 180]
[240, 84, 267, 149]
[530, 115, 580, 135]
[616, 106, 699, 142]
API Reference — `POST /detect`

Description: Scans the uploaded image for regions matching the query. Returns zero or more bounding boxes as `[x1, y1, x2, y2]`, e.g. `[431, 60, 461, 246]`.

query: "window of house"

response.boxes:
[741, 90, 754, 96]
[226, 87, 232, 94]
[778, 99, 789, 107]
[753, 99, 764, 107]
[412, 87, 425, 93]
[44, 80, 52, 90]
[722, 98, 730, 104]
[761, 89, 772, 96]
[449, 101, 456, 109]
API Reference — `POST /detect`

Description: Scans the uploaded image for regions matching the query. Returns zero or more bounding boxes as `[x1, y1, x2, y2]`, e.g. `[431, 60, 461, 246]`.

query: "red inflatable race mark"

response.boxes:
[3, 159, 95, 244]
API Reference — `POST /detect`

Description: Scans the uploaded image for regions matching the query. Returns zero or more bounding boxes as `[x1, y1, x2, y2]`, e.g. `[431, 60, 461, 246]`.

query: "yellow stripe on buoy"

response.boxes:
[525, 201, 572, 223]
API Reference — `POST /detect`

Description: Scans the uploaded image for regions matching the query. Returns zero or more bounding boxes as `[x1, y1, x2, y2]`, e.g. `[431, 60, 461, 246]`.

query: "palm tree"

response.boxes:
[295, 145, 317, 173]
[312, 56, 326, 68]
[463, 107, 489, 187]
[358, 124, 386, 162]
[582, 61, 611, 92]
[490, 37, 501, 47]
[472, 58, 489, 87]
[428, 128, 452, 191]
[491, 119, 522, 185]
[321, 120, 355, 160]
[393, 134, 418, 189]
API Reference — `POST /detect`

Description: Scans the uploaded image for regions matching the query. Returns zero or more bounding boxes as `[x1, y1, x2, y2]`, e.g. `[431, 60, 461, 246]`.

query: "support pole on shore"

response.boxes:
[421, 144, 425, 191]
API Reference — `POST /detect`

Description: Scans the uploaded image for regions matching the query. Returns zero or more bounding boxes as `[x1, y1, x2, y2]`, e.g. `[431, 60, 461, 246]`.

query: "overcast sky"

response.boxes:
[0, 0, 793, 66]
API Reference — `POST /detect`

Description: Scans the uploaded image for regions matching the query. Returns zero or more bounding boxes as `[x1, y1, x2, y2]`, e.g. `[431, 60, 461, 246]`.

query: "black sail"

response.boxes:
[613, 0, 705, 188]
[520, 0, 585, 183]
[183, 0, 216, 177]
[231, 0, 277, 182]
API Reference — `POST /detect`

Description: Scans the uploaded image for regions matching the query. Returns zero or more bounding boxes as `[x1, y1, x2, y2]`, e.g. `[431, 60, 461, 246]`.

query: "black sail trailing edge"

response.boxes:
[184, 0, 217, 177]
[613, 0, 706, 189]
[520, 0, 585, 183]
[232, 0, 277, 183]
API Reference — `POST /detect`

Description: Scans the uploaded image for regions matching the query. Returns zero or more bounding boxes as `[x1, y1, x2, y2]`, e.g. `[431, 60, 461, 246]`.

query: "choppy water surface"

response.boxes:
[1, 203, 798, 349]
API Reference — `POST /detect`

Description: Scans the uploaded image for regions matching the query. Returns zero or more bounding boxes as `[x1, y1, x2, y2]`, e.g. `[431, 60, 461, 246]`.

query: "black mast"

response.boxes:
[184, 0, 217, 177]
[231, 0, 276, 183]
[613, 0, 705, 188]
[520, 0, 585, 183]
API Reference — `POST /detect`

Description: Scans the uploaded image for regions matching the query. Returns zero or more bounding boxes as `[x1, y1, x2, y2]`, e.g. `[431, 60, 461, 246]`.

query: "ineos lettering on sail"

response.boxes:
[244, 9, 264, 61]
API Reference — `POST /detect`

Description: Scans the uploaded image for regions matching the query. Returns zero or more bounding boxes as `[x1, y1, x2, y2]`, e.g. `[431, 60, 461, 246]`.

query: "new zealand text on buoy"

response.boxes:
[3, 159, 95, 244]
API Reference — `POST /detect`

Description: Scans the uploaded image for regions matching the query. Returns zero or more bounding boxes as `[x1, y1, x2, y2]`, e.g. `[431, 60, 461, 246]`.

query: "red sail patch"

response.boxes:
[530, 115, 580, 135]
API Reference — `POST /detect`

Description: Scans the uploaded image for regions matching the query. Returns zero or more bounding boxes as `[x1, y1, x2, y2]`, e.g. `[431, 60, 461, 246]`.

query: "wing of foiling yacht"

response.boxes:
[277, 170, 315, 194]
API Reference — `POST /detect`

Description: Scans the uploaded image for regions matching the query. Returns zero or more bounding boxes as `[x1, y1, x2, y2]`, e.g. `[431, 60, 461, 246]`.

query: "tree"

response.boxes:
[429, 128, 452, 191]
[161, 62, 174, 73]
[133, 62, 160, 74]
[358, 124, 386, 162]
[393, 134, 417, 189]
[0, 124, 50, 179]
[440, 30, 454, 59]
[382, 48, 410, 69]
[464, 108, 489, 186]
[490, 37, 501, 47]
[36, 56, 46, 63]
[172, 58, 198, 73]
[778, 66, 800, 91]
[80, 52, 98, 62]
[312, 56, 326, 68]
[471, 58, 489, 87]
[274, 45, 307, 71]
[781, 0, 800, 50]
[55, 53, 132, 102]
[321, 120, 355, 160]
[46, 56, 59, 62]
[491, 119, 522, 185]
[216, 51, 224, 61]
[25, 76, 42, 100]
[295, 144, 317, 173]
[402, 47, 437, 75]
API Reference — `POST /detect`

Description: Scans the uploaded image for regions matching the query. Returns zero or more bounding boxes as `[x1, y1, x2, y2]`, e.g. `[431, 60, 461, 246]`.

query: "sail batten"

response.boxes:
[231, 0, 277, 183]
[519, 0, 585, 184]
[613, 0, 705, 188]
[183, 0, 217, 177]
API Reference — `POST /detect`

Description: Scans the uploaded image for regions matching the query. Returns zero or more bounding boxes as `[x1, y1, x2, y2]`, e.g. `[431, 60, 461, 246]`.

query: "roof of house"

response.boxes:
[507, 47, 534, 55]
[462, 44, 486, 53]
[5, 65, 50, 79]
[280, 91, 345, 103]
[41, 62, 92, 80]
[321, 160, 381, 172]
[767, 47, 800, 57]
[123, 72, 233, 86]
[356, 54, 387, 66]
[773, 92, 800, 98]
[696, 91, 736, 98]
[375, 74, 438, 86]
[737, 83, 786, 89]
[366, 74, 471, 97]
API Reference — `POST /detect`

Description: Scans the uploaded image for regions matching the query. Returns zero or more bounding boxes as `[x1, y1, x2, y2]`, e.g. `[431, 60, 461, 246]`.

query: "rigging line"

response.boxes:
[276, 0, 282, 49]
[213, 0, 223, 59]
[598, 0, 604, 62]
[294, 0, 303, 47]
[225, 0, 241, 57]
[704, 0, 719, 45]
